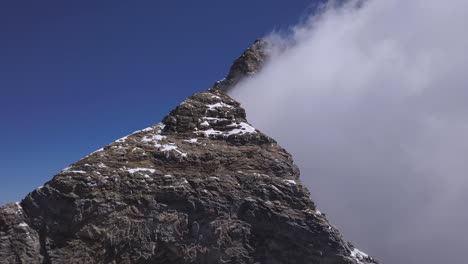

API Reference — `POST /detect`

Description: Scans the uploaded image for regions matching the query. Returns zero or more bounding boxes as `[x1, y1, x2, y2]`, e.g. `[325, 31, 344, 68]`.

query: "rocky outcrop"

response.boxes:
[0, 41, 379, 264]
[214, 39, 269, 92]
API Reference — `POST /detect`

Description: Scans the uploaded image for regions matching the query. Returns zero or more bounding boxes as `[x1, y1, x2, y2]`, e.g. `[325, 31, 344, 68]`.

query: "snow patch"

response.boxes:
[206, 102, 233, 110]
[127, 168, 156, 174]
[116, 135, 128, 142]
[199, 128, 222, 136]
[68, 170, 87, 174]
[283, 179, 297, 186]
[184, 138, 198, 144]
[139, 124, 186, 157]
[116, 123, 165, 143]
[203, 117, 230, 122]
[226, 122, 256, 136]
[15, 202, 23, 215]
[351, 248, 370, 263]
[140, 127, 154, 132]
[160, 144, 177, 151]
[159, 143, 187, 157]
[142, 134, 167, 143]
[87, 147, 104, 157]
[197, 122, 256, 138]
[82, 124, 164, 160]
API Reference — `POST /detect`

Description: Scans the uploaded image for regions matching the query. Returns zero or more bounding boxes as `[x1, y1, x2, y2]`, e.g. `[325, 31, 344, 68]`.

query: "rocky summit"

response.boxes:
[213, 39, 268, 92]
[0, 42, 379, 264]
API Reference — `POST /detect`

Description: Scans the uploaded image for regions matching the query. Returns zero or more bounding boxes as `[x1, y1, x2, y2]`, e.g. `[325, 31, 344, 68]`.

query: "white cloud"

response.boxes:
[229, 1, 468, 263]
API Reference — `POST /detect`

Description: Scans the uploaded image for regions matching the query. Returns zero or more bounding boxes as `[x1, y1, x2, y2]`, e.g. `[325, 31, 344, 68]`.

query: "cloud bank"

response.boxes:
[229, 1, 468, 263]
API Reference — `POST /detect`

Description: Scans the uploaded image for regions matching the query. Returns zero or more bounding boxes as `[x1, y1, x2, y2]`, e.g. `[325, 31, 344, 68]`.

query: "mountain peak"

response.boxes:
[0, 43, 379, 264]
[214, 39, 269, 92]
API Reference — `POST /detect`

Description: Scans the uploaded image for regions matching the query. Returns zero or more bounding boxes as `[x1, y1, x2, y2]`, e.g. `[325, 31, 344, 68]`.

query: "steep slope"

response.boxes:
[0, 42, 379, 264]
[213, 39, 268, 92]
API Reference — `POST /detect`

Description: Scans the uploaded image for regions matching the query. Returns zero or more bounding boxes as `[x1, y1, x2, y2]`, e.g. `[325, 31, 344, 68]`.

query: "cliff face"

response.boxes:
[0, 42, 379, 264]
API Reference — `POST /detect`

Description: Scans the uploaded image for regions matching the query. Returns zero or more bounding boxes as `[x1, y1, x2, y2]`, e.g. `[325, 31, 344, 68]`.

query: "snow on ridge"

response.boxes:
[117, 123, 165, 143]
[198, 122, 257, 138]
[127, 168, 156, 174]
[184, 138, 198, 144]
[206, 102, 233, 110]
[87, 147, 104, 157]
[203, 117, 230, 121]
[351, 248, 368, 258]
[15, 202, 23, 215]
[61, 166, 87, 174]
[68, 170, 87, 174]
[78, 123, 166, 162]
[283, 179, 297, 186]
[115, 123, 166, 144]
[115, 135, 128, 143]
[226, 122, 256, 136]
[139, 127, 154, 132]
[154, 141, 187, 157]
[160, 144, 177, 151]
[351, 248, 370, 264]
[139, 123, 187, 157]
[142, 134, 166, 143]
[200, 129, 223, 137]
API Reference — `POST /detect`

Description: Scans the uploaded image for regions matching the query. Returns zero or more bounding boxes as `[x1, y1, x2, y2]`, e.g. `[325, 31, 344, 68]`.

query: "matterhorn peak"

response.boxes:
[0, 42, 379, 264]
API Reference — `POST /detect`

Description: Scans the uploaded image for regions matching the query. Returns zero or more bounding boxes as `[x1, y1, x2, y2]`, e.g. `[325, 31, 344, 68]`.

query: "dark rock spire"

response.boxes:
[213, 39, 269, 92]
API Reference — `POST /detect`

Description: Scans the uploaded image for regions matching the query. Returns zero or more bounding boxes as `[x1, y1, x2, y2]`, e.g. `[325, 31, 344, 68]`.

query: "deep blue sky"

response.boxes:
[0, 0, 321, 204]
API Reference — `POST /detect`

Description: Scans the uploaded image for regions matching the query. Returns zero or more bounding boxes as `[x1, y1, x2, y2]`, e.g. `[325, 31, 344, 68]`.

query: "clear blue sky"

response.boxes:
[0, 0, 322, 204]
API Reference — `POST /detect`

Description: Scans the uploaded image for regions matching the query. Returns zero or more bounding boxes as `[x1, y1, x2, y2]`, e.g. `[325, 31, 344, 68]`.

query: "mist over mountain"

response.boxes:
[229, 1, 468, 263]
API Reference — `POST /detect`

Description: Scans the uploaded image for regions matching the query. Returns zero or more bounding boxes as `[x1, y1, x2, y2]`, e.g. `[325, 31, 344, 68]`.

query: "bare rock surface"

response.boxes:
[214, 39, 269, 92]
[0, 41, 379, 264]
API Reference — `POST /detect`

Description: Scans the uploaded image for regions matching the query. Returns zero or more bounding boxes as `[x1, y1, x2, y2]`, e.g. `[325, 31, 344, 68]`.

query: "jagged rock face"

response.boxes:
[0, 42, 379, 264]
[0, 89, 377, 264]
[214, 39, 269, 92]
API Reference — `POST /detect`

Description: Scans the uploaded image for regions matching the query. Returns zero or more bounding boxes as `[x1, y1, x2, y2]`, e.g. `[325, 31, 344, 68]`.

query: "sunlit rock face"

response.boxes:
[0, 42, 378, 264]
